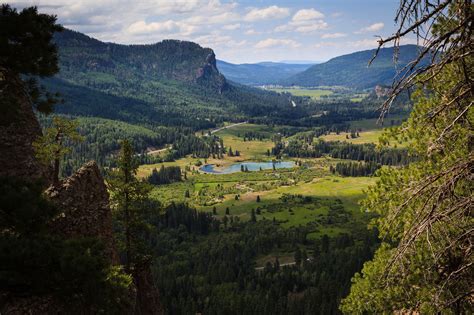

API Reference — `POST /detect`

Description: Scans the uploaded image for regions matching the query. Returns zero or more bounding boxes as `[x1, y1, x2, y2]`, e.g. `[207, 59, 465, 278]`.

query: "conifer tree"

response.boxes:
[107, 140, 152, 273]
[250, 209, 256, 222]
[342, 1, 473, 312]
[33, 116, 84, 185]
[0, 4, 63, 114]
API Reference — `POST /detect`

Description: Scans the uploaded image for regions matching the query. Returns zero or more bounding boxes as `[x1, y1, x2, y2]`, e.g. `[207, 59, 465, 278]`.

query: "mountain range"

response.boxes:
[216, 60, 313, 86]
[280, 45, 425, 89]
[47, 30, 423, 132]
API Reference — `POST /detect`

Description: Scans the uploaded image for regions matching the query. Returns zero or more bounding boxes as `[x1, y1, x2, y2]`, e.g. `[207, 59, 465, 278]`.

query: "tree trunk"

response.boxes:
[53, 156, 60, 185]
[125, 191, 131, 273]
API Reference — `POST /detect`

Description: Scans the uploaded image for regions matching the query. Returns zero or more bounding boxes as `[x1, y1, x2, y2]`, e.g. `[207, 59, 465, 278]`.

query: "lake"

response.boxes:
[200, 161, 295, 174]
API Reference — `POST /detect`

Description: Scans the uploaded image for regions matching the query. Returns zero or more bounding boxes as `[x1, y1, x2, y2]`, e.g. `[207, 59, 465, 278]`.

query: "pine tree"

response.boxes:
[342, 1, 473, 312]
[107, 140, 152, 273]
[0, 5, 64, 114]
[33, 116, 84, 185]
[294, 248, 302, 266]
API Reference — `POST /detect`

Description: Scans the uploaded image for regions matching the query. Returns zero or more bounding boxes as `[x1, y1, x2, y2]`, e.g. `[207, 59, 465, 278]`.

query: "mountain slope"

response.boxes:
[281, 45, 426, 89]
[49, 29, 303, 128]
[216, 60, 313, 86]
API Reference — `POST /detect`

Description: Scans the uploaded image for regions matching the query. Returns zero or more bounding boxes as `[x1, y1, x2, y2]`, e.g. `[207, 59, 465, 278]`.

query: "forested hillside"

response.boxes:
[281, 45, 427, 89]
[49, 29, 304, 125]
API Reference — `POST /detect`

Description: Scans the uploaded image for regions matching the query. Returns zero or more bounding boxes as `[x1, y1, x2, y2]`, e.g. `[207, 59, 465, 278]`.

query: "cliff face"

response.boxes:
[196, 52, 227, 93]
[0, 69, 50, 183]
[46, 161, 119, 263]
[0, 69, 161, 314]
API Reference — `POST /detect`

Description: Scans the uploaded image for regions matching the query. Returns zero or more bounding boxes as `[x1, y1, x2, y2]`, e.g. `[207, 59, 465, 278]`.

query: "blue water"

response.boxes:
[200, 161, 295, 174]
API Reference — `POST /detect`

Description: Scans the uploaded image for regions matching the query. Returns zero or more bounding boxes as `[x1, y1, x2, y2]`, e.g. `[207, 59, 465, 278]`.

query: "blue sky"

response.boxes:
[11, 0, 411, 63]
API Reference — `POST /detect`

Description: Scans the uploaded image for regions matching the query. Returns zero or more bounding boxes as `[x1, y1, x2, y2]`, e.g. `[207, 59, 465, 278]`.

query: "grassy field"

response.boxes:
[137, 156, 203, 178]
[348, 115, 408, 131]
[319, 130, 384, 144]
[142, 123, 379, 240]
[213, 123, 275, 160]
[317, 116, 411, 147]
[268, 88, 334, 100]
[201, 176, 374, 218]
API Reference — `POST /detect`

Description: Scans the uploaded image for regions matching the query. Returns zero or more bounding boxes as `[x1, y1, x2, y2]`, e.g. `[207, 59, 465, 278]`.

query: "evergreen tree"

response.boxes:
[294, 248, 302, 266]
[107, 140, 152, 273]
[0, 4, 63, 114]
[342, 1, 473, 313]
[33, 116, 84, 185]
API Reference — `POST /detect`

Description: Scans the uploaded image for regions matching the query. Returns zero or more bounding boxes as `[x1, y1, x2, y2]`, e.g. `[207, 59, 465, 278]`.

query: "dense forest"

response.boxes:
[148, 204, 379, 314]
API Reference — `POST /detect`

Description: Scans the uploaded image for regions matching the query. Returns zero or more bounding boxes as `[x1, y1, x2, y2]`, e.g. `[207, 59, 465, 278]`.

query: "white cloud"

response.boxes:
[275, 7, 327, 34]
[321, 32, 347, 39]
[127, 20, 196, 36]
[245, 29, 261, 35]
[313, 42, 340, 48]
[244, 6, 290, 21]
[292, 9, 324, 23]
[255, 38, 300, 49]
[222, 23, 241, 30]
[195, 33, 247, 48]
[349, 38, 379, 48]
[274, 24, 292, 32]
[295, 21, 328, 33]
[356, 22, 384, 33]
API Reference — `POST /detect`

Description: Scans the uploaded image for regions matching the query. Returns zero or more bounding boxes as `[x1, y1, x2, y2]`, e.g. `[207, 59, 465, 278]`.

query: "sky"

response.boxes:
[10, 0, 412, 63]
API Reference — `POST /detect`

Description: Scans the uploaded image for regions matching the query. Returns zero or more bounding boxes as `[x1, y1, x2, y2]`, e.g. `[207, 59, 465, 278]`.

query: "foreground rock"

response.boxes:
[46, 161, 119, 263]
[0, 69, 49, 183]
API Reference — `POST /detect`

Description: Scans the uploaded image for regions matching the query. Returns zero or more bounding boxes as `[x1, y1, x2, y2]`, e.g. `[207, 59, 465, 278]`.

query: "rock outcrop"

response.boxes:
[1, 67, 162, 315]
[196, 51, 227, 93]
[45, 161, 119, 263]
[0, 69, 50, 183]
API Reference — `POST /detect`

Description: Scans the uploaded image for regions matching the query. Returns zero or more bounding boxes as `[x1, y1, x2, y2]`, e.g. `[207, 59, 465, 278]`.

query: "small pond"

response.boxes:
[200, 161, 295, 174]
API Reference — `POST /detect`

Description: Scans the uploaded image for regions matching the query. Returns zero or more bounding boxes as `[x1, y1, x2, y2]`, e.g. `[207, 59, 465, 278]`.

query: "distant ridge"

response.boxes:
[280, 45, 427, 89]
[279, 60, 322, 64]
[216, 60, 313, 86]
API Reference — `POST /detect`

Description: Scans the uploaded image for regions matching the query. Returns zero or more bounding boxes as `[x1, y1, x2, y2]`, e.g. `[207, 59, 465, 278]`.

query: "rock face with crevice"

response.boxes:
[0, 69, 50, 183]
[46, 160, 119, 263]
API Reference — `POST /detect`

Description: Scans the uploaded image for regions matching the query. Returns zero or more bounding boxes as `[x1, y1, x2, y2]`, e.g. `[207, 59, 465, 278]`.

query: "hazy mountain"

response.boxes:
[279, 60, 323, 64]
[216, 60, 313, 86]
[280, 45, 426, 89]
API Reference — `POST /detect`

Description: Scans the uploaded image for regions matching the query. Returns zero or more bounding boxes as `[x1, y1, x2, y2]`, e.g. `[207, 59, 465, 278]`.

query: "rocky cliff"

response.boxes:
[0, 68, 50, 183]
[46, 161, 119, 263]
[0, 69, 161, 314]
